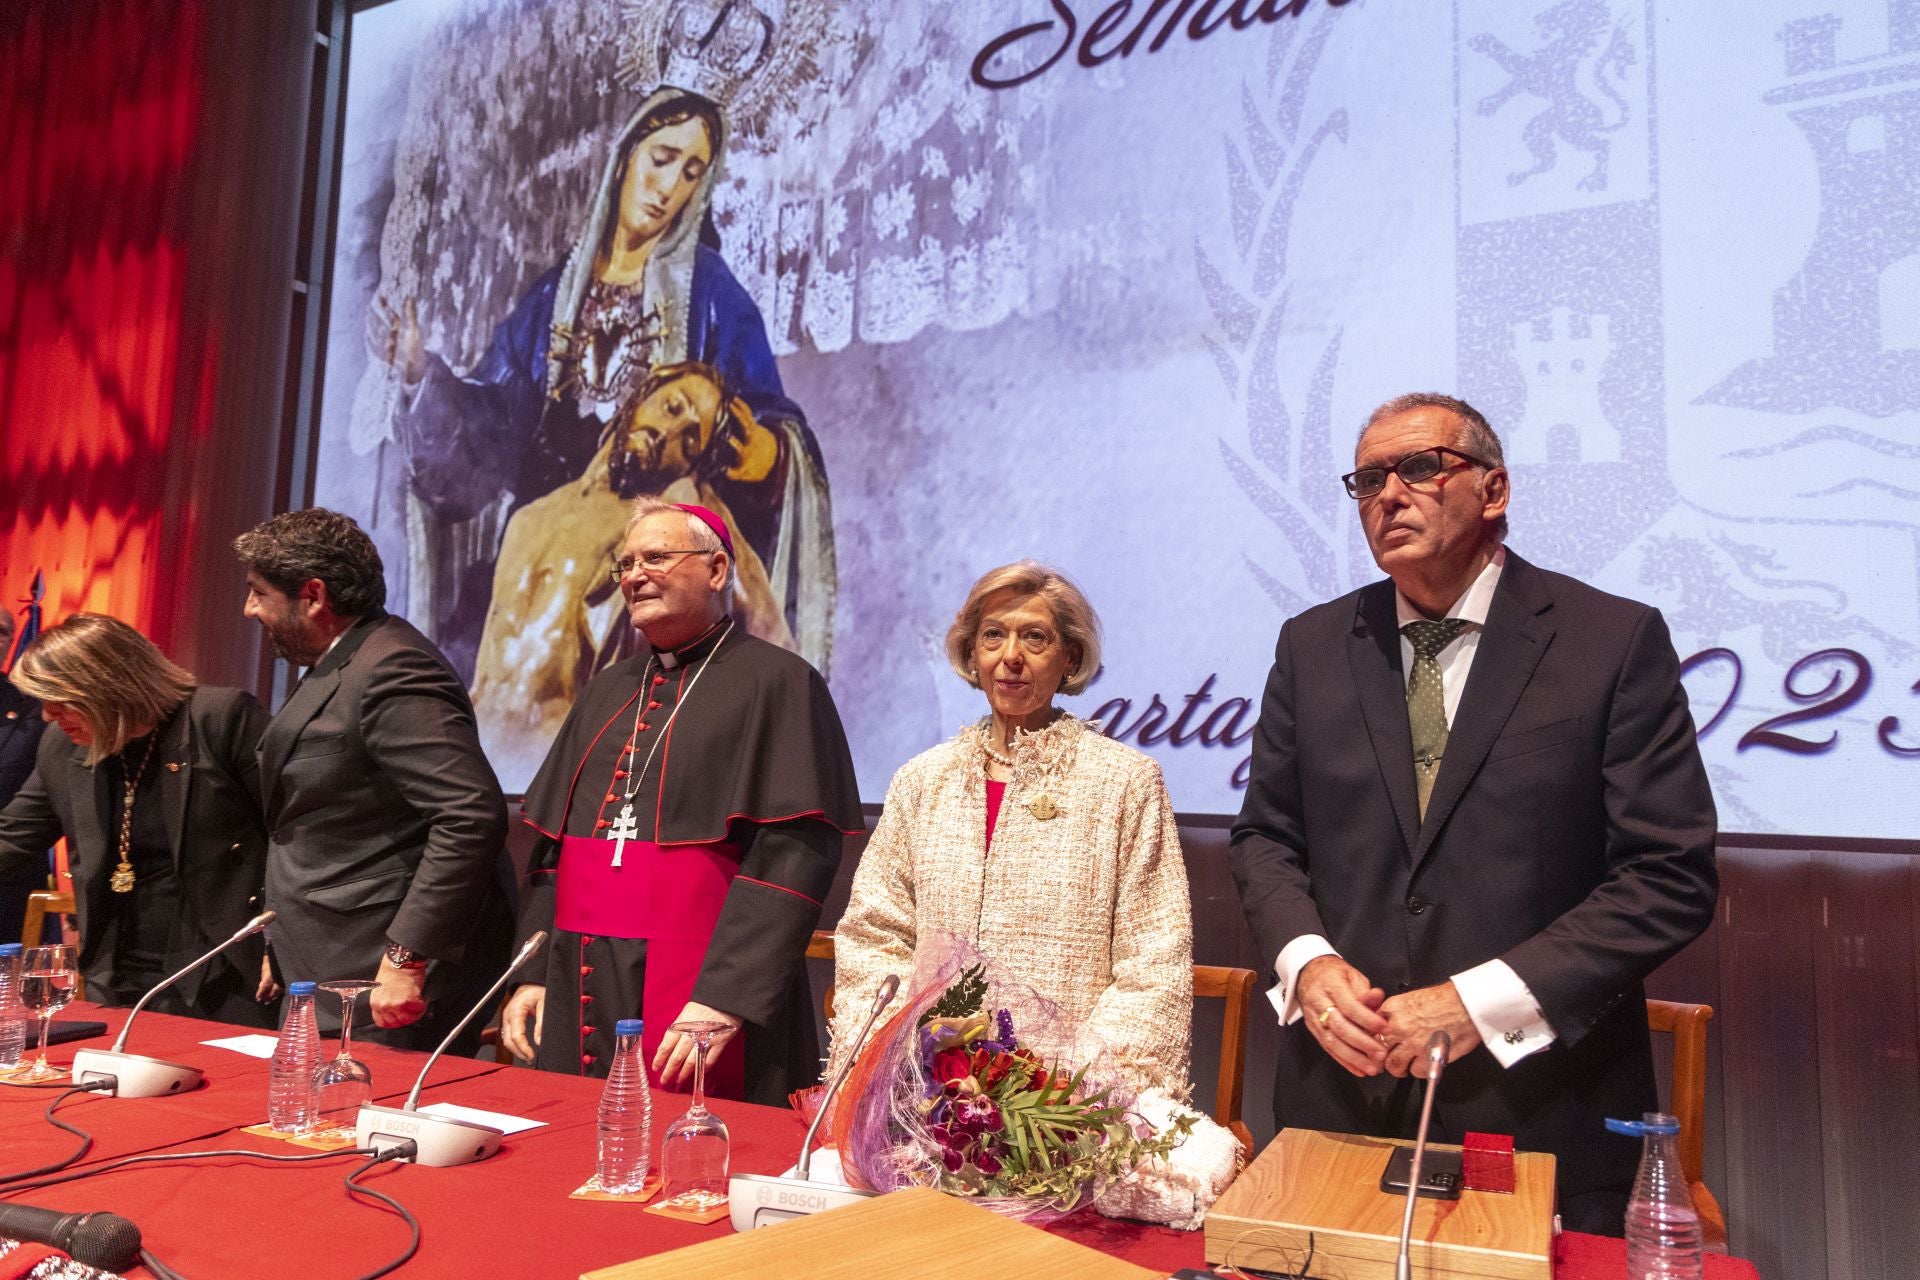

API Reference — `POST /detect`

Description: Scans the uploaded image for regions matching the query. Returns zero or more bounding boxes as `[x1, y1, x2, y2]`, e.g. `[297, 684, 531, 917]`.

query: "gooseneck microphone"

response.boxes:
[70, 911, 276, 1098]
[729, 972, 902, 1231]
[352, 930, 548, 1167]
[797, 973, 899, 1179]
[0, 1203, 142, 1271]
[1395, 1030, 1452, 1280]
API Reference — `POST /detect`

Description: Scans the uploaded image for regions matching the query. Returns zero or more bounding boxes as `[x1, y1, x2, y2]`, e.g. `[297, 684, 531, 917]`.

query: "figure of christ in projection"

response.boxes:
[375, 86, 836, 693]
[470, 362, 806, 782]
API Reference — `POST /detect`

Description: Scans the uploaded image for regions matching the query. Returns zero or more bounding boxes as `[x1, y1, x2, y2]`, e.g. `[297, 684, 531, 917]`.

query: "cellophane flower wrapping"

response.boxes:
[834, 935, 1195, 1224]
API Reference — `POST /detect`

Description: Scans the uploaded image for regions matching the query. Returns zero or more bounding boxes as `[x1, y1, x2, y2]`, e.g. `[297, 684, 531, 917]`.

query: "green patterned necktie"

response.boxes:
[1404, 618, 1470, 818]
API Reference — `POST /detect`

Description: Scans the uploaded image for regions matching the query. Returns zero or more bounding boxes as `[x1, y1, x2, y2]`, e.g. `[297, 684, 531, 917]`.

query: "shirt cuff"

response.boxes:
[1452, 959, 1555, 1066]
[1267, 935, 1340, 1024]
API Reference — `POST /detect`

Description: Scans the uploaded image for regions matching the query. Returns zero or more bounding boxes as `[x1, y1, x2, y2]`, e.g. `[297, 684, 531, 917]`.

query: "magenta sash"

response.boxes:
[555, 834, 744, 1099]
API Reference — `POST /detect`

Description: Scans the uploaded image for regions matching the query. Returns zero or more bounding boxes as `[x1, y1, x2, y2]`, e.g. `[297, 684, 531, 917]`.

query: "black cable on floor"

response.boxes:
[0, 1080, 117, 1185]
[342, 1145, 421, 1280]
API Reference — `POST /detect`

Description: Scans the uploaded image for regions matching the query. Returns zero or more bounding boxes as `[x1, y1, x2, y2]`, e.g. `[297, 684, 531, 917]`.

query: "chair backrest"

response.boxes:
[810, 932, 1255, 1152]
[1194, 965, 1256, 1153]
[808, 929, 837, 1021]
[1646, 998, 1725, 1246]
[21, 890, 83, 999]
[21, 890, 75, 949]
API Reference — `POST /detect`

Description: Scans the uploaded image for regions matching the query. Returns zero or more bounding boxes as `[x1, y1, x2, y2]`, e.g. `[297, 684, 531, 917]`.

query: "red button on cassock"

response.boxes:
[652, 675, 666, 686]
[613, 770, 628, 780]
[636, 723, 651, 732]
[648, 701, 662, 710]
[580, 966, 594, 977]
[582, 1054, 593, 1069]
[595, 819, 609, 829]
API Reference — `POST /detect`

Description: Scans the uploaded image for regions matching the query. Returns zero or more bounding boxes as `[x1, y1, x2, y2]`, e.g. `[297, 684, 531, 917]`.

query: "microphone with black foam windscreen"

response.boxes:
[353, 930, 548, 1167]
[0, 1203, 142, 1271]
[728, 972, 901, 1231]
[69, 911, 276, 1098]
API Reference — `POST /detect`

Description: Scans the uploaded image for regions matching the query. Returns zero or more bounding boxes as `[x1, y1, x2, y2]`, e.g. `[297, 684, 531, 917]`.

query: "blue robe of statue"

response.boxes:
[402, 246, 806, 525]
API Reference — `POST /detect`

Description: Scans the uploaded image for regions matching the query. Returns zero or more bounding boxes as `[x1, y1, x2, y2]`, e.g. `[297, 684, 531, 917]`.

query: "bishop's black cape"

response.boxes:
[515, 621, 861, 1102]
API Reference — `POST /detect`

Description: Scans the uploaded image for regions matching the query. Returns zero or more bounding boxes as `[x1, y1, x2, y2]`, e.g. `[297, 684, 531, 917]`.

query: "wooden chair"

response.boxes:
[21, 890, 82, 999]
[807, 931, 1256, 1151]
[1646, 998, 1725, 1247]
[1194, 964, 1256, 1153]
[20, 889, 74, 950]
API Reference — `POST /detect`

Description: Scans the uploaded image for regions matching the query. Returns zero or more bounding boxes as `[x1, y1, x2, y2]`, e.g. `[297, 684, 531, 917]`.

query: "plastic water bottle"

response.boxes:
[1609, 1111, 1703, 1279]
[269, 981, 323, 1133]
[596, 1018, 653, 1193]
[0, 944, 25, 1069]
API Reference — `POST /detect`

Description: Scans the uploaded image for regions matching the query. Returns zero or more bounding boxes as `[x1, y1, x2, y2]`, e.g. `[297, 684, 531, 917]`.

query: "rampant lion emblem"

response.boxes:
[1470, 0, 1636, 192]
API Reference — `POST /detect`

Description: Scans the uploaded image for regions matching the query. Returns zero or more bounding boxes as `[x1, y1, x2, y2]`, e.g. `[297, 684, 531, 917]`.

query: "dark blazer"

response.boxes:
[257, 610, 512, 1049]
[1229, 551, 1718, 1201]
[0, 674, 48, 939]
[0, 686, 270, 1008]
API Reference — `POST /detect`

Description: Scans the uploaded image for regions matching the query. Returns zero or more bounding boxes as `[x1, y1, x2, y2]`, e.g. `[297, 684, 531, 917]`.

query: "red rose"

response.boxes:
[932, 1048, 972, 1084]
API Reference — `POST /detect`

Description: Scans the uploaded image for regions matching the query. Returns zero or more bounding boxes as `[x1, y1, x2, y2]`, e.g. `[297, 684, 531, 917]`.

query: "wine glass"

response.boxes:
[658, 1020, 732, 1210]
[11, 944, 77, 1083]
[308, 980, 377, 1136]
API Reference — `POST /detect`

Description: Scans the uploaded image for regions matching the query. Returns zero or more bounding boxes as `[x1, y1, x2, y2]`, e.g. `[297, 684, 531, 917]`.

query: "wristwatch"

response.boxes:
[383, 941, 429, 971]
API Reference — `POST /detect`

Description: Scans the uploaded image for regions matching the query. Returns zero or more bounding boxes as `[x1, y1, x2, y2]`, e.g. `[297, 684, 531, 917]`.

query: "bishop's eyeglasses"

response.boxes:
[609, 549, 710, 581]
[1341, 445, 1496, 499]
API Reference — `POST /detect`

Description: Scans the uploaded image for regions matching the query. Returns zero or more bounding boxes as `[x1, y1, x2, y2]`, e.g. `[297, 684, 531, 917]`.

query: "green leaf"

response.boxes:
[919, 965, 988, 1026]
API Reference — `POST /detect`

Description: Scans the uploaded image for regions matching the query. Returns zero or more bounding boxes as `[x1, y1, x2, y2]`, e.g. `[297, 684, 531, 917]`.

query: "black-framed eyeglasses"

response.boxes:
[608, 549, 710, 581]
[1341, 445, 1496, 499]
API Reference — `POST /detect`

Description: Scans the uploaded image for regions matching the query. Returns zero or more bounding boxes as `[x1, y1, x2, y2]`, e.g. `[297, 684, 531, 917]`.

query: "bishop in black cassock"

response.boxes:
[505, 501, 861, 1105]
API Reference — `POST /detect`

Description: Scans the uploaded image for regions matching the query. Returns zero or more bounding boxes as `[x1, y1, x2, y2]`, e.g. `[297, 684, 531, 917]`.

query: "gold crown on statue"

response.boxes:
[617, 0, 773, 102]
[615, 0, 846, 143]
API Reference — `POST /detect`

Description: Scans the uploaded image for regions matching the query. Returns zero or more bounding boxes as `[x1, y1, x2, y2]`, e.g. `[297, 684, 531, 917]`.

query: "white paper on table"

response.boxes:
[416, 1101, 546, 1136]
[201, 1034, 279, 1059]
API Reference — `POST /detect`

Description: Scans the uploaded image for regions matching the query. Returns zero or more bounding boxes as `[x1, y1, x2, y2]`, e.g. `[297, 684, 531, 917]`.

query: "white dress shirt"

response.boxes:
[1268, 546, 1556, 1066]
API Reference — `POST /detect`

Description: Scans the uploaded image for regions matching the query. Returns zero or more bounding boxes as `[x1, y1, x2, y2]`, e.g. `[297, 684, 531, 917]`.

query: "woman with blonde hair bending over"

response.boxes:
[829, 562, 1192, 1092]
[0, 615, 274, 1025]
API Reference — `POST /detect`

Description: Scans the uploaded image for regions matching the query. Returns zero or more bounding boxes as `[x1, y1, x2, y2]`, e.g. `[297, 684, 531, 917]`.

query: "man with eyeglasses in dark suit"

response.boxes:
[1230, 392, 1718, 1234]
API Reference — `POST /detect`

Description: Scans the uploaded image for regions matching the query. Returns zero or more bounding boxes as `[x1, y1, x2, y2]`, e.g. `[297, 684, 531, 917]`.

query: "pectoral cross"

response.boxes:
[609, 803, 641, 867]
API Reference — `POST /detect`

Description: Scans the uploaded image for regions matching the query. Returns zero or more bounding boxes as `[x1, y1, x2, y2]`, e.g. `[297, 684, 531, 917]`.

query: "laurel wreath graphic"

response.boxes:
[1199, 9, 1369, 618]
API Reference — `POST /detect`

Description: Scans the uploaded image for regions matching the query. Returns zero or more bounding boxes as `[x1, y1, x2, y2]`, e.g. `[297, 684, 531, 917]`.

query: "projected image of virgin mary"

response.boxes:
[378, 87, 835, 703]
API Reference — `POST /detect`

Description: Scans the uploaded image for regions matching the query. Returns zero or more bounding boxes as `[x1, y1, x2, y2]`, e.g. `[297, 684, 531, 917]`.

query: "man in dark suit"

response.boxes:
[234, 509, 512, 1051]
[1229, 393, 1717, 1233]
[0, 609, 49, 940]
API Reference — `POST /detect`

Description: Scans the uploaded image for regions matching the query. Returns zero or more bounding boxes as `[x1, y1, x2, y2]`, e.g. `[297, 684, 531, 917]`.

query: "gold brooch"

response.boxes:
[1026, 794, 1060, 821]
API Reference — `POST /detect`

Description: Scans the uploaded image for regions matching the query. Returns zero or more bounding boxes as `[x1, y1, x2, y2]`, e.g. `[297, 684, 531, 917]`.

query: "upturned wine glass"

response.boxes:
[309, 979, 377, 1136]
[659, 1020, 732, 1210]
[9, 944, 77, 1083]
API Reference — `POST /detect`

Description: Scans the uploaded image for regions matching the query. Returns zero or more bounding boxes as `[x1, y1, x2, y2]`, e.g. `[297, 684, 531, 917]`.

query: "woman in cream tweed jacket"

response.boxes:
[829, 562, 1192, 1092]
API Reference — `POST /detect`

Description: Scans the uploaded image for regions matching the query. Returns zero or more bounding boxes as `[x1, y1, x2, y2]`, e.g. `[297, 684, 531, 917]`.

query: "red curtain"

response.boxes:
[0, 1, 210, 650]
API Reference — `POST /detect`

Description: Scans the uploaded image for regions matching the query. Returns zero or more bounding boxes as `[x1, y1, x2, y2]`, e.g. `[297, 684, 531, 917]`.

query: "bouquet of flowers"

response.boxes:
[833, 953, 1195, 1223]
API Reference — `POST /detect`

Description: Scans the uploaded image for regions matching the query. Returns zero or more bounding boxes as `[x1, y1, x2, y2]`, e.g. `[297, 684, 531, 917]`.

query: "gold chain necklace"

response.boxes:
[109, 735, 158, 894]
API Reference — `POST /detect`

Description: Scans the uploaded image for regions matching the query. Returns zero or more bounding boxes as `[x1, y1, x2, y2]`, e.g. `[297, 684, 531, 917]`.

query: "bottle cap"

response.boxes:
[288, 980, 318, 996]
[0, 943, 20, 957]
[615, 1018, 643, 1037]
[1605, 1112, 1680, 1137]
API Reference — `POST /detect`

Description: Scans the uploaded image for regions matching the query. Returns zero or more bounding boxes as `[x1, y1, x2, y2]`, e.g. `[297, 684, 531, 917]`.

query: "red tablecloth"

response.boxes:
[0, 1008, 1762, 1278]
[0, 1007, 499, 1176]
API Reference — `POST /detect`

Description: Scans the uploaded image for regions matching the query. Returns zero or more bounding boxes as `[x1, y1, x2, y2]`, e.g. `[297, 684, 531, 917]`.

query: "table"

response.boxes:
[0, 1007, 1763, 1278]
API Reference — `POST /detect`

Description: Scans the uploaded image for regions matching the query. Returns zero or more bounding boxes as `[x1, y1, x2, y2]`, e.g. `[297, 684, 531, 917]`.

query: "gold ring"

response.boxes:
[1317, 1004, 1336, 1026]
